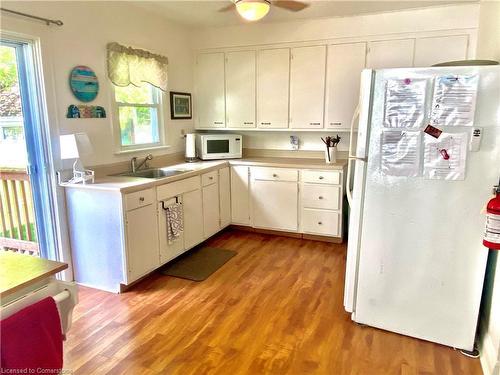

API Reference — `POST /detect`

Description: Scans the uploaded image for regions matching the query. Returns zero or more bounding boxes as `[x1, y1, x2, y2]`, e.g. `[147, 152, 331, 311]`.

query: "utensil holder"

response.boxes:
[325, 146, 337, 164]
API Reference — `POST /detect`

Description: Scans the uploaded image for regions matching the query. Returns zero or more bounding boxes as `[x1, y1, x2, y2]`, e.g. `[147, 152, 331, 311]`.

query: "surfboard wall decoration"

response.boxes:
[69, 65, 99, 102]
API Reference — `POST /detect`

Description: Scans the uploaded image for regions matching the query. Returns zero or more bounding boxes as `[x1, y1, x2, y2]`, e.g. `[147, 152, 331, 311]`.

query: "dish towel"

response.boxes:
[1, 297, 63, 372]
[165, 202, 184, 244]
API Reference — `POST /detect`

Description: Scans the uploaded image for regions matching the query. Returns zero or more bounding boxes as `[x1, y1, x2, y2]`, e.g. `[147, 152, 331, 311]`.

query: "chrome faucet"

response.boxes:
[131, 154, 153, 173]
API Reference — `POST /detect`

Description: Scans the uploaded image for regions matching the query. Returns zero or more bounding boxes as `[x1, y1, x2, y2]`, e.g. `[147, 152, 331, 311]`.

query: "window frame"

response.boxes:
[110, 83, 168, 153]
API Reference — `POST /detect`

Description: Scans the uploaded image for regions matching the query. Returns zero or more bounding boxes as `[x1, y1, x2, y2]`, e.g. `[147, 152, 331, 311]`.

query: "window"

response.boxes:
[112, 83, 164, 151]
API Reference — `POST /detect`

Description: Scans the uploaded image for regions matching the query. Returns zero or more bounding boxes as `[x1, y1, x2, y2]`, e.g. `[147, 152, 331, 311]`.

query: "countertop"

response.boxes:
[62, 157, 347, 193]
[0, 252, 68, 298]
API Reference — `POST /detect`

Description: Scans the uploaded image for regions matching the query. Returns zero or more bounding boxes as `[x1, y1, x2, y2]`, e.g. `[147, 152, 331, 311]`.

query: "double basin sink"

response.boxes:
[118, 168, 187, 179]
[115, 164, 207, 179]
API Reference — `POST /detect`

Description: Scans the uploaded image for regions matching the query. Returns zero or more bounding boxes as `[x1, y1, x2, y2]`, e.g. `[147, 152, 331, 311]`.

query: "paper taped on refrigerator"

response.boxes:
[381, 130, 421, 176]
[430, 74, 479, 127]
[383, 78, 428, 128]
[423, 132, 468, 180]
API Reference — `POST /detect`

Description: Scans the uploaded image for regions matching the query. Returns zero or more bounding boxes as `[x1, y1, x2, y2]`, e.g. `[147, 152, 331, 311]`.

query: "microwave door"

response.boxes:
[206, 139, 230, 155]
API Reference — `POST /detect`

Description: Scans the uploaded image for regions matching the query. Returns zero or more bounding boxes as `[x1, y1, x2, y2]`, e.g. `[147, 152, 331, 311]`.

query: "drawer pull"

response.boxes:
[318, 196, 323, 200]
[310, 122, 321, 126]
[330, 122, 342, 126]
[272, 174, 278, 178]
[209, 176, 214, 180]
[139, 197, 145, 202]
[261, 122, 271, 125]
[318, 221, 323, 225]
[244, 122, 254, 125]
[214, 121, 224, 125]
[319, 176, 324, 180]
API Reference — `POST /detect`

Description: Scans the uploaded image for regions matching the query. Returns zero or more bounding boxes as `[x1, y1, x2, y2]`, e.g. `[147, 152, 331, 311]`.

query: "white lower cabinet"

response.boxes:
[125, 200, 160, 282]
[252, 179, 298, 231]
[235, 166, 344, 239]
[301, 184, 340, 210]
[67, 164, 344, 293]
[219, 167, 231, 227]
[158, 197, 184, 264]
[231, 166, 250, 225]
[203, 179, 221, 238]
[183, 188, 204, 249]
[299, 169, 344, 237]
[301, 208, 340, 237]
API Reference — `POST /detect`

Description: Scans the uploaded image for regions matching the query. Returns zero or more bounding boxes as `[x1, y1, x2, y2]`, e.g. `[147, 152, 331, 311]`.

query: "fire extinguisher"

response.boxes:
[484, 179, 500, 250]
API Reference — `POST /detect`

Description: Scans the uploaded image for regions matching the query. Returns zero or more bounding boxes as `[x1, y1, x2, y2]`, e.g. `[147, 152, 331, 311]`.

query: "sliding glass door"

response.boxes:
[0, 38, 57, 260]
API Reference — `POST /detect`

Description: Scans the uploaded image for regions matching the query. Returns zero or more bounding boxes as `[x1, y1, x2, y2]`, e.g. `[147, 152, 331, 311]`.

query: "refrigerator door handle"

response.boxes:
[346, 104, 366, 207]
[348, 103, 360, 159]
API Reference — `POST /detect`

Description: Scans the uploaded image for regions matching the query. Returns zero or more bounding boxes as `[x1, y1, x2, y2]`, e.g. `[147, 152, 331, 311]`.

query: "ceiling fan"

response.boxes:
[219, 0, 309, 22]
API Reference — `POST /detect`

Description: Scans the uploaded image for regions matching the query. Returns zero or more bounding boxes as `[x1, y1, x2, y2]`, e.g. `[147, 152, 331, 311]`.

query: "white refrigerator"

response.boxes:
[344, 65, 500, 351]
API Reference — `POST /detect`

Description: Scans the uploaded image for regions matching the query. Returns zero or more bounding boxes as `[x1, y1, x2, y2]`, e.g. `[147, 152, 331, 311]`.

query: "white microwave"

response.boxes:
[195, 134, 242, 160]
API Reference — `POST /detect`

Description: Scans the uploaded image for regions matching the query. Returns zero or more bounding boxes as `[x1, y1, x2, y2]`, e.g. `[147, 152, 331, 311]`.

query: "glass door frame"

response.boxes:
[1, 36, 58, 261]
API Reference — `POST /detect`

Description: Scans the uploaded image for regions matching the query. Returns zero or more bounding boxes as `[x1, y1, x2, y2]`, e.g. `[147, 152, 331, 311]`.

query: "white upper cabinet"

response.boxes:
[257, 48, 290, 129]
[367, 39, 415, 69]
[289, 45, 326, 129]
[226, 51, 256, 128]
[414, 35, 468, 67]
[195, 52, 226, 128]
[325, 43, 366, 130]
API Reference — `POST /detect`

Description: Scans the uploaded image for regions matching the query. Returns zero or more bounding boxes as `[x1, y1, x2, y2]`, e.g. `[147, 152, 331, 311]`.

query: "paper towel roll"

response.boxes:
[185, 133, 196, 159]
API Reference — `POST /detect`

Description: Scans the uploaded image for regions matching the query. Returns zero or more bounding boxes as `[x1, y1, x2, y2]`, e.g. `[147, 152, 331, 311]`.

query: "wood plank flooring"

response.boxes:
[64, 229, 483, 375]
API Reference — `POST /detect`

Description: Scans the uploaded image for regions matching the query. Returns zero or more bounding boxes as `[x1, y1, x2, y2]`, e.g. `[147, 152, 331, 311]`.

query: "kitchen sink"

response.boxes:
[116, 168, 188, 179]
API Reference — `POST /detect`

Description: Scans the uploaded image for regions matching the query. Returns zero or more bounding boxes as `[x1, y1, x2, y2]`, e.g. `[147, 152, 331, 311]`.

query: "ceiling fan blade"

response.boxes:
[218, 3, 235, 12]
[272, 0, 309, 12]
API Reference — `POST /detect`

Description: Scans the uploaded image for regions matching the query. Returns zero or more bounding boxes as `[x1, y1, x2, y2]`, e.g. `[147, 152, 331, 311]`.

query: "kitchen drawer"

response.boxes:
[201, 170, 218, 186]
[301, 170, 340, 185]
[157, 176, 201, 201]
[252, 167, 298, 182]
[301, 208, 340, 237]
[301, 184, 340, 210]
[124, 188, 154, 211]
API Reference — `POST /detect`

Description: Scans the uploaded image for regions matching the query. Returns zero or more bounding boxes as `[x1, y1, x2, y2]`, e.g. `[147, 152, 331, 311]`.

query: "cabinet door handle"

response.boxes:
[319, 176, 324, 180]
[318, 196, 324, 200]
[310, 122, 321, 126]
[318, 221, 323, 225]
[139, 197, 145, 202]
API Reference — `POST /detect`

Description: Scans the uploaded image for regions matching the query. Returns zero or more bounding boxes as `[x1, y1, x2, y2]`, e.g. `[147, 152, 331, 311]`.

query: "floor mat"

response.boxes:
[160, 246, 237, 281]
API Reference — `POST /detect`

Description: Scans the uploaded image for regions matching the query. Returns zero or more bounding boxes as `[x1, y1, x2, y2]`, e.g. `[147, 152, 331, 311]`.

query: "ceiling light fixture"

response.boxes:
[235, 0, 270, 21]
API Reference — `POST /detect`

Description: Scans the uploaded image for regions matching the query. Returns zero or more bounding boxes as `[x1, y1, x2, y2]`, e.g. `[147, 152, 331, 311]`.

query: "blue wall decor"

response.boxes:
[69, 65, 99, 102]
[66, 105, 106, 118]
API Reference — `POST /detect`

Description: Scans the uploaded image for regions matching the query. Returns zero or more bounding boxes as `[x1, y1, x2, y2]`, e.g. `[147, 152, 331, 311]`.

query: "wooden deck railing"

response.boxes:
[0, 169, 39, 255]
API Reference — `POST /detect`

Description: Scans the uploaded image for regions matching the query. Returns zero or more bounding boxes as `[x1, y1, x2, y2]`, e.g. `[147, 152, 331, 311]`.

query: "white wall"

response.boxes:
[191, 3, 480, 152]
[477, 2, 500, 373]
[0, 1, 195, 279]
[1, 1, 195, 168]
[240, 131, 350, 152]
[191, 4, 479, 49]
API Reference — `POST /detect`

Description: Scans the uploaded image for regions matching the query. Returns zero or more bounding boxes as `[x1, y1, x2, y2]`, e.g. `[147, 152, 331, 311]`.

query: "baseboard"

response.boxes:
[229, 225, 343, 243]
[481, 330, 500, 375]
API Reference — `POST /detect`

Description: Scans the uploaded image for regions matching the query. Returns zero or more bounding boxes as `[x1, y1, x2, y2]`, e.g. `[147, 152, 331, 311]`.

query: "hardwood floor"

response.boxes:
[65, 229, 483, 375]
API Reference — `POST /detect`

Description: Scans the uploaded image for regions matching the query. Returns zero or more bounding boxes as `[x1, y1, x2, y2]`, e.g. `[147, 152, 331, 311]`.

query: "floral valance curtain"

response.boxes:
[107, 42, 168, 91]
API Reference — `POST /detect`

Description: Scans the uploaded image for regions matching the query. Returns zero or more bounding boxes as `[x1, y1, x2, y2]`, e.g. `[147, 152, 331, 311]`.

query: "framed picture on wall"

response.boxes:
[169, 92, 192, 119]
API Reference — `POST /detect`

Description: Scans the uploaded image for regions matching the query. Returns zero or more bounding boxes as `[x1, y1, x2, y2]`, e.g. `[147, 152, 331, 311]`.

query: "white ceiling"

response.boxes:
[133, 0, 476, 28]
